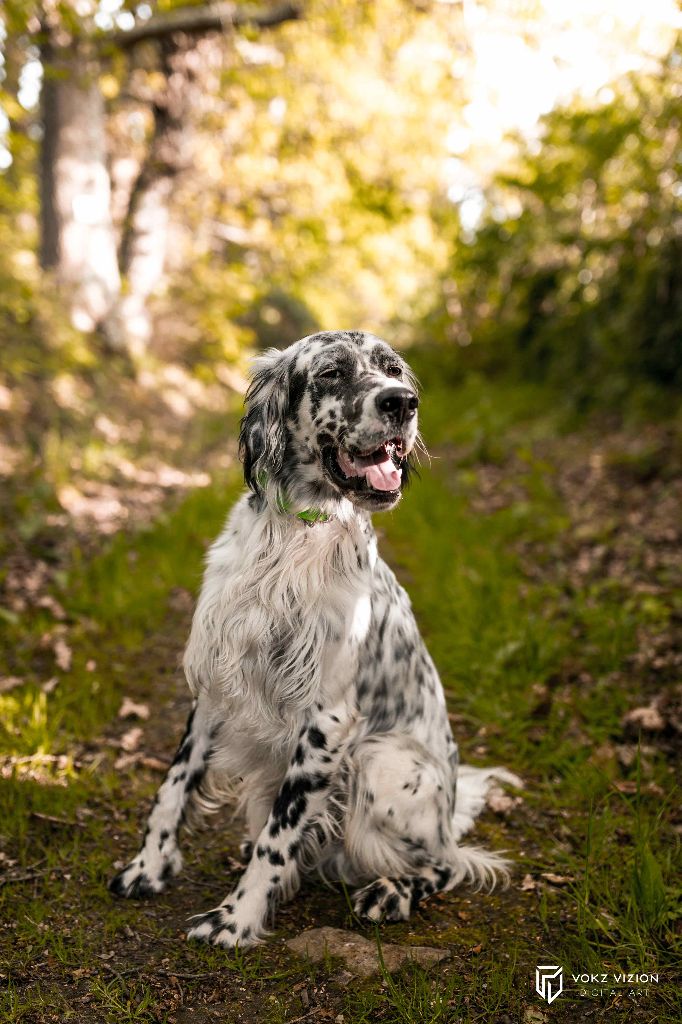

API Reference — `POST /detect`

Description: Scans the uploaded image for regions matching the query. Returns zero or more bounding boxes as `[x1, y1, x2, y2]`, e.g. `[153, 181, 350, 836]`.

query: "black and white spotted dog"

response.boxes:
[109, 330, 518, 947]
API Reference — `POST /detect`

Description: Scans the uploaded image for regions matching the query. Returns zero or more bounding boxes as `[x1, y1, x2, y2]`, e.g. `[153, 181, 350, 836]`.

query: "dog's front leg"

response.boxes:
[109, 697, 214, 898]
[186, 697, 355, 948]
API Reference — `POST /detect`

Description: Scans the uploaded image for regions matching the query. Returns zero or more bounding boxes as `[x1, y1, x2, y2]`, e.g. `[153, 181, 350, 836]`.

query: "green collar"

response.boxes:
[257, 473, 331, 525]
[276, 495, 331, 524]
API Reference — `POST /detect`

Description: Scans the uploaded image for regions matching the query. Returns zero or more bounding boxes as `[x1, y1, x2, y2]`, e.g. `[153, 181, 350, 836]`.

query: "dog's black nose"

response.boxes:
[375, 387, 419, 423]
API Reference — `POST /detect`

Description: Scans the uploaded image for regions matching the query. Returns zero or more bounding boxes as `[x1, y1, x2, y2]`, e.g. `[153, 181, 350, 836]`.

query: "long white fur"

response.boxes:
[110, 331, 521, 947]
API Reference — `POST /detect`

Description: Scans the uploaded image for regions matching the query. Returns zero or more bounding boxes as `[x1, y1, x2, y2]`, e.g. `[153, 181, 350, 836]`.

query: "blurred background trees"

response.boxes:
[429, 48, 682, 405]
[0, 0, 680, 527]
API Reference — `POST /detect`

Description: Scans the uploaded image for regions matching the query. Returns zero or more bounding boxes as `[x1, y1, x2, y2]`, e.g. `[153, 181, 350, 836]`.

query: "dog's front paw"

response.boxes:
[186, 905, 258, 948]
[353, 877, 412, 923]
[109, 848, 182, 899]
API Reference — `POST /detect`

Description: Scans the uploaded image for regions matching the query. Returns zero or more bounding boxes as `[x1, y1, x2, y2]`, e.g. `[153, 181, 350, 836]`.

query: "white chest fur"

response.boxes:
[183, 496, 377, 745]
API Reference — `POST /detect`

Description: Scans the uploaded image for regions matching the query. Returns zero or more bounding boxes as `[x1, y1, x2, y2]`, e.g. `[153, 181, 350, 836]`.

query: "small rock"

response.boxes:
[286, 926, 449, 978]
[524, 1009, 547, 1023]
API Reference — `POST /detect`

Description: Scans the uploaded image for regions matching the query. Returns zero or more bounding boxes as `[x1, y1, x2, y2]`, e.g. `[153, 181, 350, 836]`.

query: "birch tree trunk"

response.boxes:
[39, 38, 122, 339]
[115, 35, 200, 354]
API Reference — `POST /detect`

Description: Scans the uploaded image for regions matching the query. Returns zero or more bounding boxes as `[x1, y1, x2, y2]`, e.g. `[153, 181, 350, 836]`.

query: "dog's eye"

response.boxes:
[386, 364, 403, 378]
[318, 366, 340, 380]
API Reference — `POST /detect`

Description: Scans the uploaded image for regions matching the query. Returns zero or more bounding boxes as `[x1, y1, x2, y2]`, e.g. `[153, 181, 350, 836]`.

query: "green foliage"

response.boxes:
[429, 40, 682, 410]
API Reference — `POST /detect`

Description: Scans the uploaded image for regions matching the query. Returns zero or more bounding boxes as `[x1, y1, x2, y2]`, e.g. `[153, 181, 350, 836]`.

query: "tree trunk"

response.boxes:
[38, 34, 59, 270]
[39, 38, 121, 337]
[37, 2, 301, 350]
[114, 35, 200, 354]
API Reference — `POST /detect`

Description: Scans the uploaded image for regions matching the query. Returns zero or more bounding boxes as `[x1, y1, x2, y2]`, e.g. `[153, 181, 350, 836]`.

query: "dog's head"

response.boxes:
[239, 331, 420, 514]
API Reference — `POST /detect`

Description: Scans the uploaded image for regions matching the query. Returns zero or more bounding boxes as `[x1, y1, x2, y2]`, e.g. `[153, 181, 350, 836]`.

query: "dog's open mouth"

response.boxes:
[324, 438, 405, 494]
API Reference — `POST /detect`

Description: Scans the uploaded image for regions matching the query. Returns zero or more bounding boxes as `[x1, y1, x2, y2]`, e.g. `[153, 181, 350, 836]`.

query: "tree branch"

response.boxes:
[109, 1, 302, 51]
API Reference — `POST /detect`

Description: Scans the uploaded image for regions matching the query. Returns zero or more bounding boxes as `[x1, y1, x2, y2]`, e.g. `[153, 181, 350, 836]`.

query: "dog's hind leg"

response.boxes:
[109, 697, 215, 898]
[344, 733, 512, 923]
[352, 843, 511, 923]
[186, 697, 356, 948]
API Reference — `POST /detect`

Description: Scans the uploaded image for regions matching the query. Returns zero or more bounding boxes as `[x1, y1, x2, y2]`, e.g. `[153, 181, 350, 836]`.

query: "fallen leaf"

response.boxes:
[622, 705, 665, 732]
[613, 780, 664, 796]
[114, 752, 140, 771]
[486, 786, 522, 814]
[119, 726, 143, 752]
[118, 697, 150, 720]
[0, 676, 23, 694]
[53, 637, 72, 671]
[36, 595, 66, 620]
[541, 873, 575, 886]
[139, 755, 169, 772]
[520, 874, 536, 891]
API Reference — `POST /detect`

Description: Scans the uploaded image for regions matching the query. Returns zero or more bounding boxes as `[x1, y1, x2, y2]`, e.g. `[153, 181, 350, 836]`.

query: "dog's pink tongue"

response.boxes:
[365, 456, 401, 491]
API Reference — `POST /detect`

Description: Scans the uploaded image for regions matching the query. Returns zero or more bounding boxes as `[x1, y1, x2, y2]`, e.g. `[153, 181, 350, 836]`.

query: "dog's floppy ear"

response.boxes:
[239, 349, 289, 494]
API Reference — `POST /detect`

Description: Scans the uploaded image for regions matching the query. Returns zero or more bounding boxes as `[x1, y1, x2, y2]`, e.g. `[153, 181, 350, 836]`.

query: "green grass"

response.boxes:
[0, 475, 242, 762]
[1, 371, 680, 1022]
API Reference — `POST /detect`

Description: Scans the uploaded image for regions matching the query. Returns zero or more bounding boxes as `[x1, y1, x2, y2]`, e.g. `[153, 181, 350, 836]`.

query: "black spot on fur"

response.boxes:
[384, 893, 401, 919]
[434, 866, 452, 889]
[185, 767, 205, 794]
[307, 726, 327, 750]
[196, 910, 225, 931]
[109, 869, 156, 900]
[269, 772, 328, 837]
[172, 705, 197, 765]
